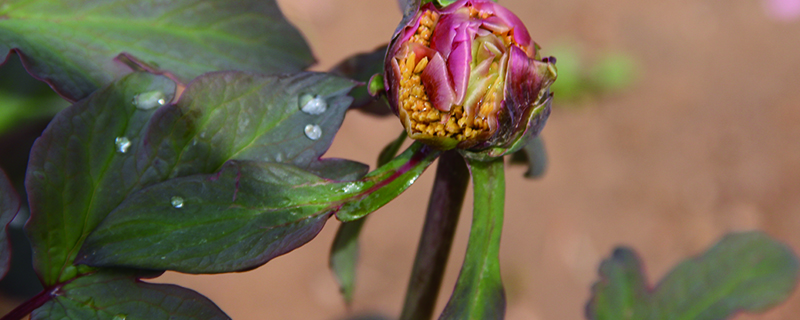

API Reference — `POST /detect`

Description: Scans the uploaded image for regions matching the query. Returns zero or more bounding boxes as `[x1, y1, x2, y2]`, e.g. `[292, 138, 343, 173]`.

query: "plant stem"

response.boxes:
[439, 157, 506, 320]
[400, 150, 470, 320]
[1, 287, 55, 320]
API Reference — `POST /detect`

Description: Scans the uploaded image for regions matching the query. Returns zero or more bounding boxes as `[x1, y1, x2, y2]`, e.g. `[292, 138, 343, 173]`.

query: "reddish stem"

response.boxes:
[1, 287, 58, 320]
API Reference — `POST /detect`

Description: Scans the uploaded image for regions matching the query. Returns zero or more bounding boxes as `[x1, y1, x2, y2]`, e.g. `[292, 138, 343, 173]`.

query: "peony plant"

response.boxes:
[0, 0, 797, 319]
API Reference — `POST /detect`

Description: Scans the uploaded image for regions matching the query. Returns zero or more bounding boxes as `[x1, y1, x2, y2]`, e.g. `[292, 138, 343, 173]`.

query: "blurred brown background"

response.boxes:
[5, 0, 800, 319]
[153, 0, 800, 319]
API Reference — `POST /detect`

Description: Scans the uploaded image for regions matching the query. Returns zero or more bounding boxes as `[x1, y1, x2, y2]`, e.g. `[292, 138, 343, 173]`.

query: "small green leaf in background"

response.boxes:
[31, 270, 229, 320]
[510, 135, 548, 179]
[587, 232, 800, 320]
[0, 53, 69, 136]
[329, 130, 407, 304]
[0, 0, 314, 101]
[330, 45, 392, 116]
[330, 218, 367, 304]
[439, 158, 506, 320]
[0, 168, 20, 279]
[548, 42, 639, 103]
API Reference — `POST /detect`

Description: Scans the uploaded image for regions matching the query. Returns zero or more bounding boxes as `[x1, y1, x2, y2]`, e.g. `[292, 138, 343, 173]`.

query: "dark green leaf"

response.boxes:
[0, 168, 20, 279]
[79, 161, 345, 273]
[0, 0, 313, 101]
[329, 130, 407, 304]
[439, 158, 506, 320]
[307, 159, 369, 181]
[330, 45, 392, 116]
[136, 71, 359, 180]
[587, 232, 800, 320]
[510, 136, 547, 179]
[80, 142, 439, 273]
[25, 72, 177, 286]
[585, 248, 650, 320]
[330, 219, 366, 304]
[26, 70, 358, 284]
[31, 270, 229, 320]
[378, 131, 408, 168]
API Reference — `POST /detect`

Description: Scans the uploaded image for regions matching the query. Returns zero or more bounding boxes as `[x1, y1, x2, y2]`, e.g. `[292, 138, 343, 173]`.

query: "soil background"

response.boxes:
[5, 0, 800, 319]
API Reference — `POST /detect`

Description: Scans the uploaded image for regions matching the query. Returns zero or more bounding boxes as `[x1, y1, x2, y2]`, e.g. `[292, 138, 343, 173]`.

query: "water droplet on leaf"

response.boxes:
[299, 94, 327, 115]
[171, 196, 184, 208]
[133, 91, 167, 110]
[304, 124, 322, 140]
[115, 137, 131, 154]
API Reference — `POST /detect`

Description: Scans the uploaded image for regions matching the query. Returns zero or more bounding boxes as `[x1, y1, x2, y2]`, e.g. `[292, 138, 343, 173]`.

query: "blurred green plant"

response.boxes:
[0, 54, 68, 136]
[548, 42, 639, 103]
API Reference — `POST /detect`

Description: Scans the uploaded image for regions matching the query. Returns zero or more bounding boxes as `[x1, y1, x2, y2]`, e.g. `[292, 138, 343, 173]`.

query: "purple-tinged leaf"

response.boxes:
[80, 142, 439, 273]
[0, 168, 20, 280]
[330, 45, 393, 116]
[142, 71, 358, 178]
[25, 72, 177, 286]
[25, 70, 359, 284]
[0, 0, 313, 101]
[30, 270, 229, 320]
[587, 232, 799, 320]
[439, 158, 506, 320]
[79, 160, 341, 273]
[509, 135, 547, 179]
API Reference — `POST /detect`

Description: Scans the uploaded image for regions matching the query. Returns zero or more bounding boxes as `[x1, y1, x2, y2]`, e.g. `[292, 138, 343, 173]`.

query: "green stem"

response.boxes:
[336, 141, 441, 221]
[400, 150, 469, 320]
[439, 157, 506, 320]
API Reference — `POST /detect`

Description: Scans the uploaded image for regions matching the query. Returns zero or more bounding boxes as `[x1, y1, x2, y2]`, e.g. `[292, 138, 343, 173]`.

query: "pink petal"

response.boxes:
[422, 53, 457, 112]
[448, 40, 473, 106]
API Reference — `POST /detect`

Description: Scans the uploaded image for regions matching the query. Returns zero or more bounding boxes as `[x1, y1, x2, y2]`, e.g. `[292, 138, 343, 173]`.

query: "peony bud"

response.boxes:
[385, 0, 557, 155]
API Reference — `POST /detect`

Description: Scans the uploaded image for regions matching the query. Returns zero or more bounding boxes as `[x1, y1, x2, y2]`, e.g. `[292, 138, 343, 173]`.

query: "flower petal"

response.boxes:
[422, 52, 456, 112]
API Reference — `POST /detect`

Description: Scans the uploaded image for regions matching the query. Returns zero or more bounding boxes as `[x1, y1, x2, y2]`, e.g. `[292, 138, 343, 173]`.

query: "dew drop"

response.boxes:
[112, 314, 127, 320]
[170, 196, 184, 209]
[133, 91, 167, 110]
[115, 137, 131, 154]
[299, 94, 327, 115]
[304, 124, 322, 140]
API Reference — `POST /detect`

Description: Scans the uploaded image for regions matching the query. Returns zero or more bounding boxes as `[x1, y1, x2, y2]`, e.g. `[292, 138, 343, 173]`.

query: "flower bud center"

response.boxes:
[395, 7, 522, 144]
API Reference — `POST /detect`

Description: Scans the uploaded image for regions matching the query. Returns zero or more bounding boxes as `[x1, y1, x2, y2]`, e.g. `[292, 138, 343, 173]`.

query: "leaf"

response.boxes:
[439, 158, 506, 320]
[509, 136, 547, 179]
[330, 218, 366, 304]
[586, 232, 800, 320]
[137, 71, 359, 179]
[0, 168, 20, 280]
[78, 161, 345, 273]
[329, 130, 407, 304]
[330, 45, 392, 116]
[25, 72, 177, 286]
[585, 249, 650, 320]
[26, 70, 359, 285]
[0, 0, 314, 101]
[80, 142, 440, 273]
[31, 270, 229, 320]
